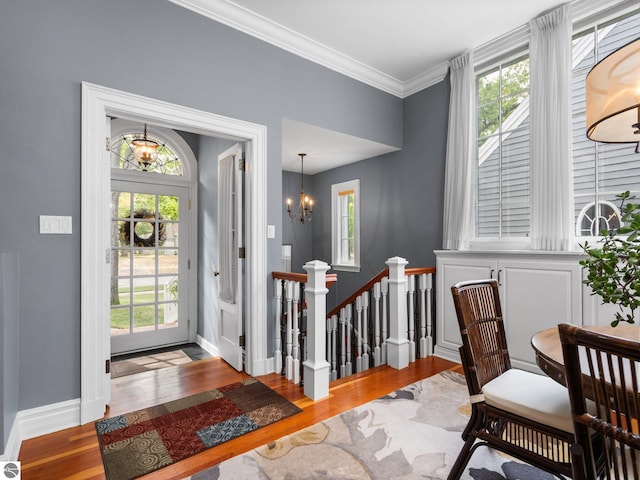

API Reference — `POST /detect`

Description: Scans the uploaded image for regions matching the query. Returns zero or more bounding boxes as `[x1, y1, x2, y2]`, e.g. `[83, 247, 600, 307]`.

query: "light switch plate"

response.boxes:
[267, 224, 276, 238]
[40, 215, 72, 234]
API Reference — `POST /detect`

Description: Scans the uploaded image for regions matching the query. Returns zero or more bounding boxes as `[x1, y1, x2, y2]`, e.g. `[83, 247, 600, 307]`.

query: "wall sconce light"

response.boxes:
[586, 38, 640, 153]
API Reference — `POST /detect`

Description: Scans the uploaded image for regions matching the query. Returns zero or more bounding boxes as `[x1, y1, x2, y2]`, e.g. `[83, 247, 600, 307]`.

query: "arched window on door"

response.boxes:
[111, 126, 184, 175]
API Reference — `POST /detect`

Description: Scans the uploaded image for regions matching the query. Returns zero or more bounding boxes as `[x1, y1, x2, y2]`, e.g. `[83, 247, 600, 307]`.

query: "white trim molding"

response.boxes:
[0, 399, 81, 461]
[169, 0, 633, 98]
[81, 82, 268, 424]
[0, 420, 20, 461]
[169, 0, 447, 97]
[196, 334, 220, 357]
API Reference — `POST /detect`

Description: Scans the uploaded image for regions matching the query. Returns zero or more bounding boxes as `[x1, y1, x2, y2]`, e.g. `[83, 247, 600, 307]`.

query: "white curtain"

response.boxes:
[218, 155, 235, 303]
[443, 52, 476, 250]
[529, 4, 574, 250]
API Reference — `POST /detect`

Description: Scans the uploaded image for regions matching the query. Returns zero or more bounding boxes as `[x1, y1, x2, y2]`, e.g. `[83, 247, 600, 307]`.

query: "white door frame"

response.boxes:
[81, 82, 268, 424]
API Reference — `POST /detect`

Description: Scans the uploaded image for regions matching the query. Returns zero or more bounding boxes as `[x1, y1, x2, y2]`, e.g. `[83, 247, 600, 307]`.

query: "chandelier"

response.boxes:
[286, 153, 314, 224]
[131, 123, 160, 169]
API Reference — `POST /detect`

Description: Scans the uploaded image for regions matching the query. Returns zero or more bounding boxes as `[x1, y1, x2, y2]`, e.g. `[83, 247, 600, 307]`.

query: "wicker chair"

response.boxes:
[448, 279, 575, 479]
[558, 323, 640, 480]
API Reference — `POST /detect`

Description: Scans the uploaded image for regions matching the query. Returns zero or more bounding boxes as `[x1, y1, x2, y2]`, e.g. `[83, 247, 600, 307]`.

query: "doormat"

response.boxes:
[95, 377, 302, 480]
[110, 349, 193, 378]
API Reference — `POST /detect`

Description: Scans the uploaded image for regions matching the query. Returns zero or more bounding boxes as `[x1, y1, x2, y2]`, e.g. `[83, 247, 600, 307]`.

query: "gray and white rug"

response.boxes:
[185, 370, 552, 479]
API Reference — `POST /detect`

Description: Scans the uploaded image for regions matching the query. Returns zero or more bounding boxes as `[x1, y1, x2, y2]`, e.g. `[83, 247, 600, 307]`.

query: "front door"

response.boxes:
[217, 144, 245, 371]
[110, 181, 190, 354]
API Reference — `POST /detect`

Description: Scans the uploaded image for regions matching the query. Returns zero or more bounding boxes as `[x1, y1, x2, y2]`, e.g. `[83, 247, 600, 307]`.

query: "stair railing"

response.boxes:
[272, 257, 434, 401]
[326, 259, 435, 380]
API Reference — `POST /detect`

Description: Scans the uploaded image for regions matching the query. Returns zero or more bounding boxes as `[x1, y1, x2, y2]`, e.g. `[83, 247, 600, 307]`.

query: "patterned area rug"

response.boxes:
[95, 378, 302, 480]
[186, 371, 551, 480]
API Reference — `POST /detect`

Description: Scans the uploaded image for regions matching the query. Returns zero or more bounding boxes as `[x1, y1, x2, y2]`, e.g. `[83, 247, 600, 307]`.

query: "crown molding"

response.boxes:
[170, 0, 446, 97]
[403, 63, 451, 97]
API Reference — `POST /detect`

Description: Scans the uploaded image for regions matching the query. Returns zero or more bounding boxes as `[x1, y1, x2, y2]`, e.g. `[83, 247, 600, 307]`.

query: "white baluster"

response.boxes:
[361, 291, 370, 371]
[292, 281, 301, 385]
[274, 278, 283, 374]
[285, 280, 294, 381]
[407, 274, 416, 362]
[381, 276, 389, 365]
[355, 296, 363, 373]
[345, 304, 353, 376]
[329, 314, 338, 381]
[339, 307, 347, 378]
[418, 273, 427, 358]
[425, 273, 434, 356]
[373, 282, 382, 367]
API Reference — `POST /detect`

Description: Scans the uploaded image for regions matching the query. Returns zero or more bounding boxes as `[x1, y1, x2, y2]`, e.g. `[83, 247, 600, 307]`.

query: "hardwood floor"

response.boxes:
[19, 355, 460, 480]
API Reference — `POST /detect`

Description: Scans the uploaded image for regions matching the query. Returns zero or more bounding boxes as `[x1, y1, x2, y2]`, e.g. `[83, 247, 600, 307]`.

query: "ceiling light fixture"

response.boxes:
[286, 153, 314, 224]
[586, 38, 640, 153]
[131, 123, 160, 169]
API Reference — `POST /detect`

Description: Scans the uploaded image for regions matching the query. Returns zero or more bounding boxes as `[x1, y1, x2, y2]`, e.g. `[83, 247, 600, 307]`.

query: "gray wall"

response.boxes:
[0, 0, 403, 414]
[310, 81, 451, 308]
[281, 171, 314, 273]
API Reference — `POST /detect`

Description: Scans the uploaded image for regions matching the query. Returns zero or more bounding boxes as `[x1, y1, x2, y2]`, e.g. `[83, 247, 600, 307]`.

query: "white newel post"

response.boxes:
[302, 260, 331, 400]
[386, 256, 410, 370]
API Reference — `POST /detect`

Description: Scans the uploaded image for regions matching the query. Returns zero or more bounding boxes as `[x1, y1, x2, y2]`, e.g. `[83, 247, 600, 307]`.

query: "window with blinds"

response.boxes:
[572, 9, 640, 237]
[331, 179, 360, 271]
[476, 54, 531, 239]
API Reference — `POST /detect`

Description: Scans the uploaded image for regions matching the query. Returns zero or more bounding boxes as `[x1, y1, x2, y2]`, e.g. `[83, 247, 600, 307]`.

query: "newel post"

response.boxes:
[302, 260, 331, 400]
[386, 256, 410, 370]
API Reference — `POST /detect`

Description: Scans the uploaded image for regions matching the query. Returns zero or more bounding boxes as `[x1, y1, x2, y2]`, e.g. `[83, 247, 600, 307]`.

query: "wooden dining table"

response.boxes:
[531, 322, 640, 388]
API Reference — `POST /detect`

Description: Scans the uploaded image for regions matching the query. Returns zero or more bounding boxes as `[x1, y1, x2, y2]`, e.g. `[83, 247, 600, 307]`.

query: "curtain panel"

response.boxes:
[442, 52, 476, 250]
[529, 4, 574, 251]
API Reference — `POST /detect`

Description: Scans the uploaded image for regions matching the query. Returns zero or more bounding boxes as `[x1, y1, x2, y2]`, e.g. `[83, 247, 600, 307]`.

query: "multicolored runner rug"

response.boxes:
[95, 378, 301, 480]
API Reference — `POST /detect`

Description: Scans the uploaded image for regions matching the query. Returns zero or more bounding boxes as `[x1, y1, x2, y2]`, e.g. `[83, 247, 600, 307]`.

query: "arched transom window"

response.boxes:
[110, 122, 186, 176]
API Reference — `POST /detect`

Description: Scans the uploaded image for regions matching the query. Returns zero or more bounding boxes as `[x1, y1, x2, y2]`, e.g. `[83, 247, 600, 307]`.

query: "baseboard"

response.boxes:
[19, 398, 81, 441]
[433, 345, 461, 365]
[196, 334, 219, 357]
[0, 419, 21, 461]
[0, 398, 81, 462]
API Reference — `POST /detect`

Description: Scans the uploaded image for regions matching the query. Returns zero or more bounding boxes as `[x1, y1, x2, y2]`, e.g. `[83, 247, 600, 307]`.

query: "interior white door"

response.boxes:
[218, 143, 244, 371]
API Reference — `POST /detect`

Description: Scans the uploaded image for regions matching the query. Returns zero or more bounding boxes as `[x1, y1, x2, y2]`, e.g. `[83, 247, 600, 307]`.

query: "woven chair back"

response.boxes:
[559, 323, 640, 480]
[451, 279, 511, 394]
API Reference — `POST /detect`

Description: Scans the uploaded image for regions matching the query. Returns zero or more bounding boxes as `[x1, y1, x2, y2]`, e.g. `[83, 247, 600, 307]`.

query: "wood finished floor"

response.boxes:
[19, 355, 460, 480]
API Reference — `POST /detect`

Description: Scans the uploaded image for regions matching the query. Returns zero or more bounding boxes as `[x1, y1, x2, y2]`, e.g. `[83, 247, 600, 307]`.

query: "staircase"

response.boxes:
[272, 257, 435, 400]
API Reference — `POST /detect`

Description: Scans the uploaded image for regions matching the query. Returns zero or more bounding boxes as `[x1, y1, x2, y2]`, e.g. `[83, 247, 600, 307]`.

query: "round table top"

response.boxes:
[531, 323, 640, 385]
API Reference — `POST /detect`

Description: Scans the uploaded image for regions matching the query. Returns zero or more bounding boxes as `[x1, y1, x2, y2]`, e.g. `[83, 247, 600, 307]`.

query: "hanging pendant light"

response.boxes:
[286, 153, 314, 224]
[586, 38, 640, 153]
[131, 123, 159, 170]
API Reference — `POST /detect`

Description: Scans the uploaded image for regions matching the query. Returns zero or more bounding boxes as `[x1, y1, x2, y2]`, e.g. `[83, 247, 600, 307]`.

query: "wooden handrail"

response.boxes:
[272, 271, 338, 288]
[326, 266, 435, 319]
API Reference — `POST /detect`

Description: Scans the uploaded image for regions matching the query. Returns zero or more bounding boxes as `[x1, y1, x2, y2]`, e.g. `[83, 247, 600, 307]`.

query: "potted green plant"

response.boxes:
[580, 191, 640, 326]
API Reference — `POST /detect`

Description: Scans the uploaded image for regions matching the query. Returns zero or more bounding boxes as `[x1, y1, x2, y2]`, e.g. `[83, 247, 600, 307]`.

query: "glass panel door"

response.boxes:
[110, 182, 189, 354]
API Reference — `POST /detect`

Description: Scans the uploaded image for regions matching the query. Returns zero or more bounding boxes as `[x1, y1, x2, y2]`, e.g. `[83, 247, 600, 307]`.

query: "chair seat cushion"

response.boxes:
[482, 368, 574, 433]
